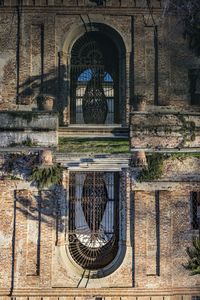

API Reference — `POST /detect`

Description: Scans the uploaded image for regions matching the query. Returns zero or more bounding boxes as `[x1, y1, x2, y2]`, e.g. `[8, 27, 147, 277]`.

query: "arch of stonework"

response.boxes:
[57, 21, 128, 126]
[54, 168, 128, 280]
[61, 22, 127, 56]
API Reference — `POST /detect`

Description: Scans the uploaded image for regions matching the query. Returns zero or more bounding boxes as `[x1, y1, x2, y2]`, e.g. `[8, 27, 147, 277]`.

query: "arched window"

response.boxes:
[70, 31, 119, 124]
[68, 171, 119, 270]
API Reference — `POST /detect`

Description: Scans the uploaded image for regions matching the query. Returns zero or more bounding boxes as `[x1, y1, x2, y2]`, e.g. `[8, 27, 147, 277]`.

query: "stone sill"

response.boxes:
[0, 6, 163, 13]
[56, 153, 130, 171]
[130, 111, 200, 116]
[131, 148, 200, 152]
[130, 112, 200, 150]
[0, 111, 58, 130]
[0, 111, 58, 147]
[0, 147, 57, 152]
[1, 287, 200, 297]
[131, 106, 200, 114]
[132, 181, 200, 192]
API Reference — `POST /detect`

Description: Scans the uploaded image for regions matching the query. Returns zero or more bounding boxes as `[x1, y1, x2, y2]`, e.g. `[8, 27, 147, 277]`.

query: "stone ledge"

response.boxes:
[1, 287, 200, 297]
[0, 111, 58, 147]
[0, 131, 58, 147]
[132, 181, 200, 191]
[56, 155, 130, 171]
[130, 112, 200, 151]
[0, 111, 58, 130]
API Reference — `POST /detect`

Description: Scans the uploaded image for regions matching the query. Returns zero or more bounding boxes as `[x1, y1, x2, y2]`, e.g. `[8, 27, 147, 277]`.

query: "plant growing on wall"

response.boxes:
[178, 115, 196, 147]
[137, 153, 165, 181]
[183, 238, 200, 275]
[29, 163, 63, 189]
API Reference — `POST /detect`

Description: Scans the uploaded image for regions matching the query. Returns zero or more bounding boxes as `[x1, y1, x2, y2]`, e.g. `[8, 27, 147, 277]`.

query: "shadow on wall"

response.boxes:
[18, 65, 68, 121]
[1, 152, 64, 231]
[15, 189, 63, 233]
[89, 0, 106, 6]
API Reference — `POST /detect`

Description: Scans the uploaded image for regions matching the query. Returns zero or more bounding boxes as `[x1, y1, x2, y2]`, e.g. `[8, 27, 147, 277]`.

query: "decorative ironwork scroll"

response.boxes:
[70, 32, 119, 124]
[82, 74, 108, 124]
[68, 172, 119, 270]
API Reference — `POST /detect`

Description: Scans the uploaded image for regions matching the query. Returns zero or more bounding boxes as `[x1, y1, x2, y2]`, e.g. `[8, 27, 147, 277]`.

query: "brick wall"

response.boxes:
[130, 112, 200, 150]
[0, 164, 200, 296]
[0, 1, 200, 299]
[0, 6, 199, 116]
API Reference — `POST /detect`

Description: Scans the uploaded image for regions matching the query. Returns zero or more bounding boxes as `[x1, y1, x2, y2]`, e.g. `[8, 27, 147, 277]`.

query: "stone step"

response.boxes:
[58, 125, 129, 138]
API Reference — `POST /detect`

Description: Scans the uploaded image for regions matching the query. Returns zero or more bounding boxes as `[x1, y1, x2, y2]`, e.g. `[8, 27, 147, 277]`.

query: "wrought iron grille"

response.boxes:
[69, 172, 119, 270]
[70, 32, 119, 124]
[191, 191, 200, 229]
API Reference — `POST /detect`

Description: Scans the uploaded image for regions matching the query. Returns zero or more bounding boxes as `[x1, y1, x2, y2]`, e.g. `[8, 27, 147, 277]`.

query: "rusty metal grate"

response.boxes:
[191, 191, 200, 230]
[69, 172, 119, 270]
[70, 32, 119, 124]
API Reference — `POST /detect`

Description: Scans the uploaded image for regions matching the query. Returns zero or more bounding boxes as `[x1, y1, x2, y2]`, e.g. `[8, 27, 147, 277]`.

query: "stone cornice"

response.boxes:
[1, 287, 200, 296]
[130, 112, 200, 151]
[132, 181, 200, 191]
[0, 7, 162, 15]
[56, 155, 130, 170]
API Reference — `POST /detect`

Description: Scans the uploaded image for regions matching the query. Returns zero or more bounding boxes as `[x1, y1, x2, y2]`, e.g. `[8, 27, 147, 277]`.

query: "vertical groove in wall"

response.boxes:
[10, 191, 17, 296]
[154, 26, 159, 105]
[26, 191, 40, 276]
[130, 16, 134, 110]
[134, 16, 145, 104]
[144, 26, 154, 105]
[130, 191, 135, 287]
[16, 2, 21, 104]
[37, 192, 41, 275]
[155, 190, 160, 276]
[57, 51, 61, 108]
[55, 196, 59, 246]
[40, 24, 44, 94]
[134, 191, 147, 285]
[146, 191, 157, 275]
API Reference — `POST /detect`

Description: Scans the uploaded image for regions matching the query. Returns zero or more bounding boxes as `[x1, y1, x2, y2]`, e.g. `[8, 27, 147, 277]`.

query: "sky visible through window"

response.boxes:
[78, 68, 113, 82]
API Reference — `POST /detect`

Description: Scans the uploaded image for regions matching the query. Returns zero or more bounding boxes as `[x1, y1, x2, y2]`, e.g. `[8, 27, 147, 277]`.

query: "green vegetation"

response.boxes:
[9, 137, 37, 147]
[178, 115, 196, 147]
[183, 238, 200, 275]
[58, 138, 129, 154]
[137, 153, 165, 182]
[29, 163, 63, 189]
[137, 152, 200, 182]
[1, 175, 21, 180]
[169, 152, 200, 160]
[21, 137, 37, 147]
